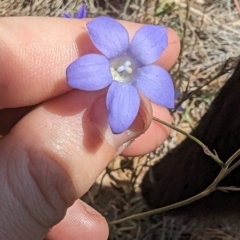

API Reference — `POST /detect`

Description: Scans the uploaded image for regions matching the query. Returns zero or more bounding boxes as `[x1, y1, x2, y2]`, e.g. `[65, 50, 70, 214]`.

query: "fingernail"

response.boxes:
[89, 96, 150, 152]
[114, 140, 133, 157]
[81, 201, 100, 215]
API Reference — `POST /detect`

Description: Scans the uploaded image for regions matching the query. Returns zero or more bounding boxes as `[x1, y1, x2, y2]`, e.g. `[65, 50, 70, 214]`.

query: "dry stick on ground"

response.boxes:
[173, 59, 235, 113]
[175, 0, 191, 89]
[109, 118, 240, 225]
[178, 1, 240, 35]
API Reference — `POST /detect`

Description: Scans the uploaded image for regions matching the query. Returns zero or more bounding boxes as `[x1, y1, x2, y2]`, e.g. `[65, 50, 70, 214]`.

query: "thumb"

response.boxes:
[0, 88, 151, 239]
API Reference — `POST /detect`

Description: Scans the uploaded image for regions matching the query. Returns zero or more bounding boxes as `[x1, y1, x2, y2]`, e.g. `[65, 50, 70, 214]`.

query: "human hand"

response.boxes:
[0, 17, 180, 239]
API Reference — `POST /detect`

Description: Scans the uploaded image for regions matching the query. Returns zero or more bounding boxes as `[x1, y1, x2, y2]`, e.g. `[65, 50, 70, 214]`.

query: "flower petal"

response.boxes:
[106, 82, 140, 134]
[87, 17, 129, 59]
[133, 65, 174, 108]
[62, 12, 72, 18]
[128, 25, 168, 65]
[75, 4, 87, 18]
[67, 54, 112, 91]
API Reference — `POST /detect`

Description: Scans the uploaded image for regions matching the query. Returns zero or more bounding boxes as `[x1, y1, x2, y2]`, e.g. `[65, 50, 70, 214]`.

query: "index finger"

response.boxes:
[0, 17, 180, 109]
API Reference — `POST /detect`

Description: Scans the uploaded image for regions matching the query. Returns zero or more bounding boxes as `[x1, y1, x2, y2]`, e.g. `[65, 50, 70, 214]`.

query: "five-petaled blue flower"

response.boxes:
[66, 17, 174, 134]
[62, 4, 87, 19]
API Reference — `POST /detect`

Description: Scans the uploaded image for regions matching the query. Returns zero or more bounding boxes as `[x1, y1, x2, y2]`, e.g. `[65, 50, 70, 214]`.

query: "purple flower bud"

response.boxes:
[62, 4, 87, 19]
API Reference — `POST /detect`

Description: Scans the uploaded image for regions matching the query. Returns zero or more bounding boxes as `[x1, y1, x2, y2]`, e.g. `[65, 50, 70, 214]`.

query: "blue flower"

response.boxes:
[66, 17, 174, 134]
[174, 89, 184, 112]
[62, 4, 87, 19]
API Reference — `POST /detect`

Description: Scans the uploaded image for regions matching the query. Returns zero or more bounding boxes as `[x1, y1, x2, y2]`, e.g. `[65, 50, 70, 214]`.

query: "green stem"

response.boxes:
[224, 160, 240, 179]
[110, 186, 214, 225]
[225, 148, 240, 167]
[152, 116, 224, 167]
[109, 118, 240, 225]
[109, 159, 229, 225]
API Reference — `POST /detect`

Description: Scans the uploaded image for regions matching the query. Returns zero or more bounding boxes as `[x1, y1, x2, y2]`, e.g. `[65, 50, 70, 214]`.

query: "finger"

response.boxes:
[0, 17, 180, 109]
[122, 103, 172, 156]
[0, 89, 151, 239]
[46, 200, 108, 240]
[0, 106, 34, 135]
[0, 97, 171, 157]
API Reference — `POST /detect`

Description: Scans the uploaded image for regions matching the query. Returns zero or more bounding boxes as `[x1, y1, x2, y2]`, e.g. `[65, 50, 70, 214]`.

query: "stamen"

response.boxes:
[110, 55, 137, 83]
[124, 60, 133, 74]
[126, 67, 133, 74]
[117, 60, 133, 74]
[117, 66, 125, 73]
[124, 60, 131, 68]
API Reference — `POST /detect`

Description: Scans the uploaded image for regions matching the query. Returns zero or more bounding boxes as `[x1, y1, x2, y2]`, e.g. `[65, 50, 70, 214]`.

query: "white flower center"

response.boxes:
[110, 54, 137, 83]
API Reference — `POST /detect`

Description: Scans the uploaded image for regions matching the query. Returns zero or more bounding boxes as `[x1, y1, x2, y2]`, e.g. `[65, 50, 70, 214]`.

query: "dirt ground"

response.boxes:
[1, 0, 240, 239]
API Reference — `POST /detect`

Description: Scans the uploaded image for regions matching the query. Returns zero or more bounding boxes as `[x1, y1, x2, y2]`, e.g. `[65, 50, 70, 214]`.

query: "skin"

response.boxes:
[0, 17, 180, 239]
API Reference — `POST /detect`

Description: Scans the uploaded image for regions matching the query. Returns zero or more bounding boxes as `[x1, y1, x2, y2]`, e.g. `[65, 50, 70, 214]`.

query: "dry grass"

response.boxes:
[1, 0, 240, 239]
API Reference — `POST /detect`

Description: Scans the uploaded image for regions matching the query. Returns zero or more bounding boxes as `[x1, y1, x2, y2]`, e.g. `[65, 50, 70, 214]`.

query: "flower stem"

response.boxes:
[109, 117, 240, 225]
[109, 187, 214, 225]
[152, 116, 224, 167]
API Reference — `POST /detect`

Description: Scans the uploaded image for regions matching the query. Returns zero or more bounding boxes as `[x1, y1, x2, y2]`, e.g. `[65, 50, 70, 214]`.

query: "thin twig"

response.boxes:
[110, 187, 213, 224]
[176, 0, 191, 89]
[110, 158, 226, 225]
[217, 186, 240, 192]
[109, 117, 240, 225]
[152, 117, 224, 167]
[225, 148, 240, 167]
[173, 60, 234, 113]
[177, 1, 240, 34]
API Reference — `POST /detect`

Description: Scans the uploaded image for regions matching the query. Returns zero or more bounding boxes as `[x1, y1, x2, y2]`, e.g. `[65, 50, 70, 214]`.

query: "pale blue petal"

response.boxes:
[67, 54, 112, 91]
[87, 17, 129, 59]
[62, 5, 87, 19]
[128, 25, 168, 65]
[62, 12, 72, 18]
[106, 82, 140, 134]
[133, 65, 174, 108]
[75, 4, 87, 18]
[174, 89, 181, 100]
